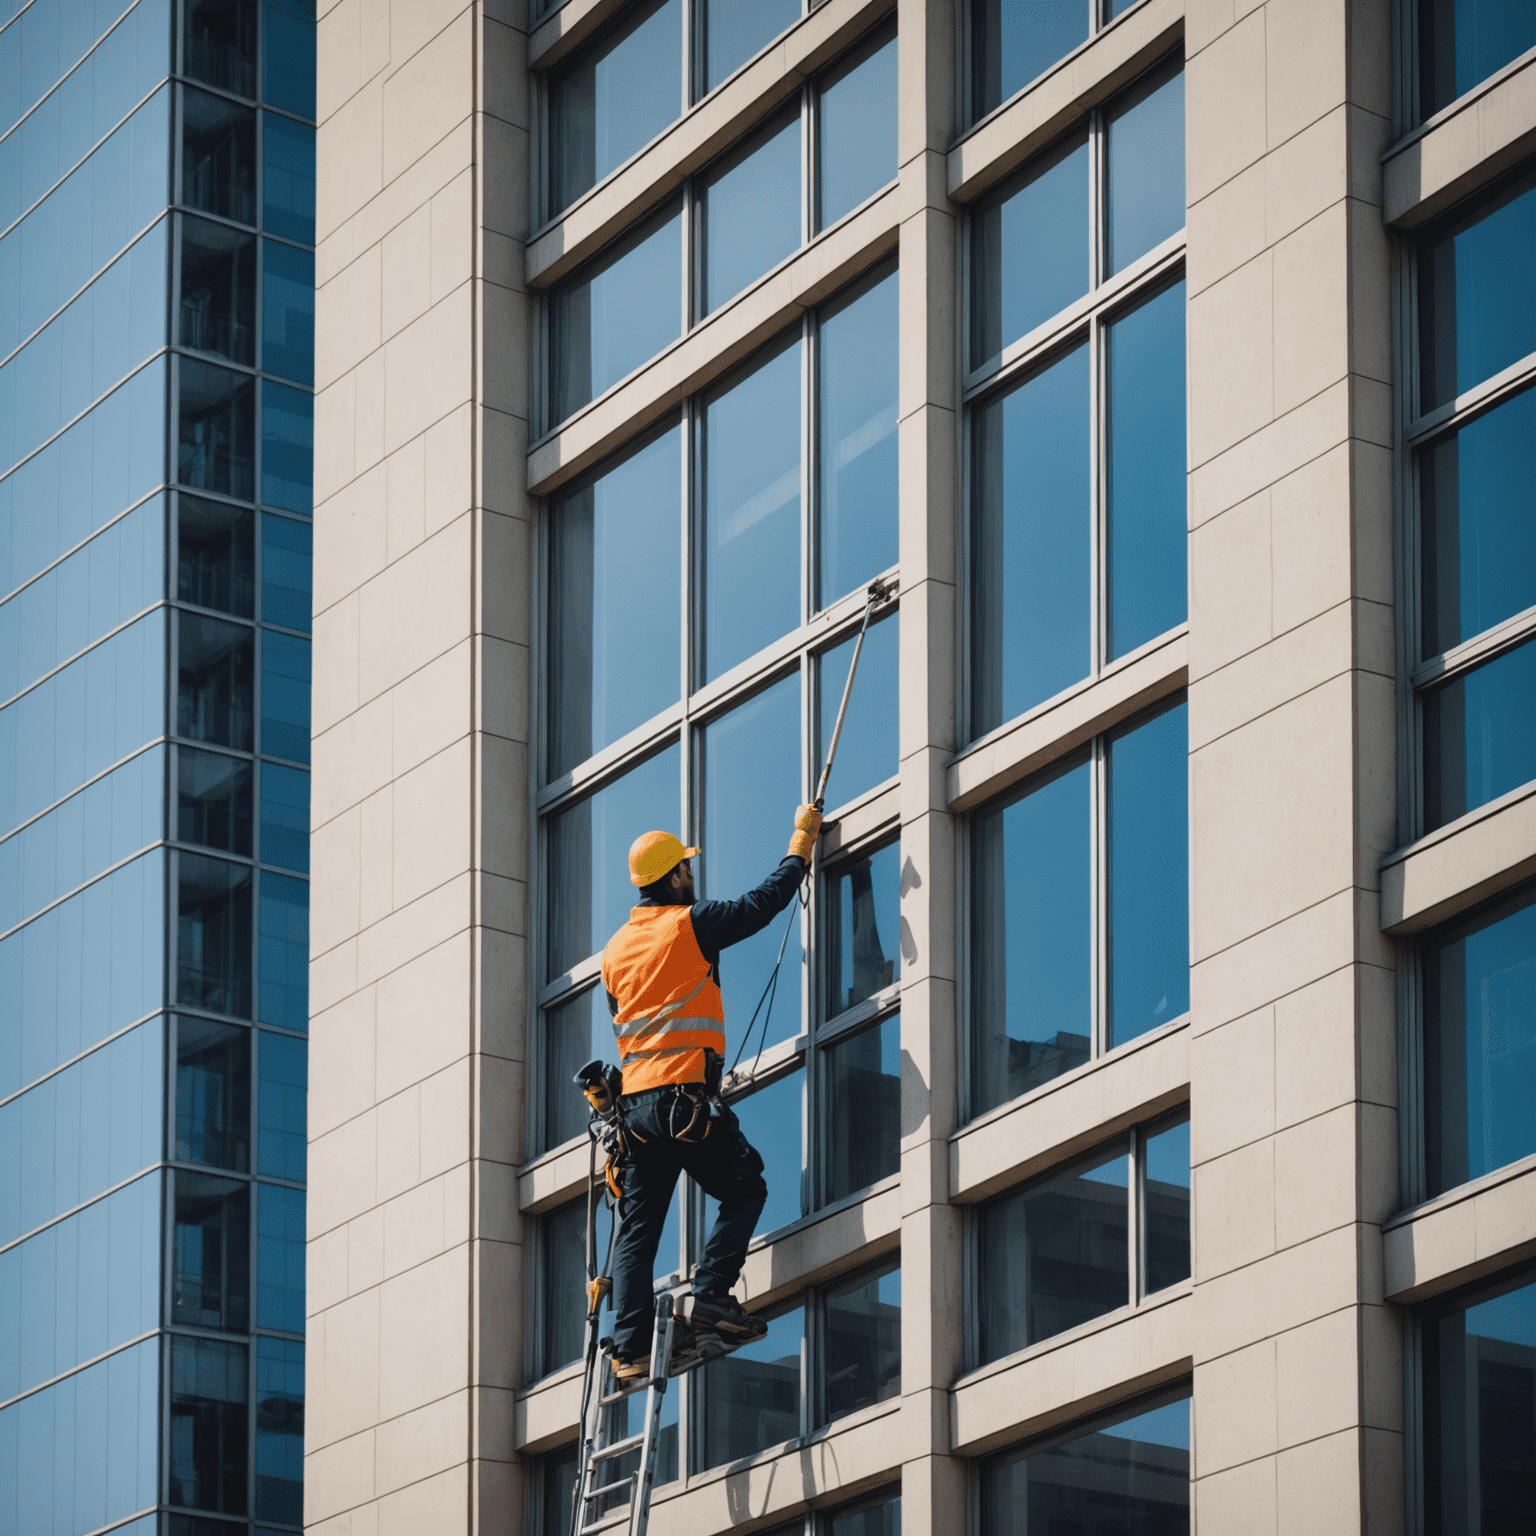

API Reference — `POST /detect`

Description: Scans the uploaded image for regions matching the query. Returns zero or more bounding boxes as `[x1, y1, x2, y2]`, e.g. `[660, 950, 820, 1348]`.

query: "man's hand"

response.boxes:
[786, 803, 824, 862]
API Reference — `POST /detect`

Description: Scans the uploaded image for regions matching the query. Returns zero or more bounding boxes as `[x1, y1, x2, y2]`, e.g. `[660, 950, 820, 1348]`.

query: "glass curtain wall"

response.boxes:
[0, 1, 172, 1530]
[1411, 168, 1536, 836]
[0, 2, 315, 1532]
[967, 57, 1186, 740]
[166, 3, 316, 1532]
[541, 22, 897, 428]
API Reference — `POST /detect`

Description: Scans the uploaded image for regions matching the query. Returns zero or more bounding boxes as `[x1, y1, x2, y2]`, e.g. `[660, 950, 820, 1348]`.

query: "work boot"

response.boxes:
[610, 1355, 649, 1386]
[682, 1291, 767, 1344]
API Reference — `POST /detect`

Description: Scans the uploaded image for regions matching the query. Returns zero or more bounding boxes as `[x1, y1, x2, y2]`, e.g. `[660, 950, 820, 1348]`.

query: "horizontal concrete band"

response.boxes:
[1382, 46, 1536, 229]
[1383, 1154, 1536, 1304]
[1379, 781, 1536, 935]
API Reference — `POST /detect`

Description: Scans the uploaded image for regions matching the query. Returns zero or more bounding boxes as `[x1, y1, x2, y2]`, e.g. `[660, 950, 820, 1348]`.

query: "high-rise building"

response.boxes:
[286, 0, 1536, 1533]
[0, 2, 316, 1533]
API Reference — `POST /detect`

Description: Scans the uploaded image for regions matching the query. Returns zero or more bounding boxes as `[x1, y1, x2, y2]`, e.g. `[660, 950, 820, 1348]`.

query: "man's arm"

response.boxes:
[689, 857, 806, 965]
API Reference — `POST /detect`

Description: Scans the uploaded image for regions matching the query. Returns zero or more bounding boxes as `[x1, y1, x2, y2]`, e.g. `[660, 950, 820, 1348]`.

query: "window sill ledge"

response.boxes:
[1383, 1152, 1536, 1304]
[1379, 778, 1536, 935]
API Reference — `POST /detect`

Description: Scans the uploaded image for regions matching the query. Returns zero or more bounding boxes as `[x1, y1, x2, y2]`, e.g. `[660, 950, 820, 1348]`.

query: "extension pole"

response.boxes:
[815, 577, 890, 810]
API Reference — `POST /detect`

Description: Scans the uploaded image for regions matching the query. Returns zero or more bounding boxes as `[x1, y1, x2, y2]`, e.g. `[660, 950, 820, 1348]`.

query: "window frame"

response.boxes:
[963, 1109, 1191, 1373]
[531, 21, 900, 437]
[959, 55, 1187, 748]
[530, 269, 902, 1161]
[958, 695, 1190, 1126]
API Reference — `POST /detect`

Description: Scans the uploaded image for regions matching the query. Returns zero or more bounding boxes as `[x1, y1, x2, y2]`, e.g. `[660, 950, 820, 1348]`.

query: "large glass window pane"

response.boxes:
[818, 269, 898, 607]
[258, 1029, 307, 1180]
[1144, 1119, 1190, 1293]
[1421, 385, 1536, 658]
[261, 239, 315, 384]
[176, 1016, 252, 1170]
[546, 744, 680, 978]
[823, 1014, 900, 1203]
[701, 675, 802, 1045]
[257, 1182, 305, 1331]
[263, 114, 316, 242]
[1107, 702, 1189, 1048]
[1419, 170, 1536, 413]
[698, 1301, 803, 1469]
[262, 511, 313, 631]
[261, 629, 311, 762]
[179, 612, 255, 749]
[178, 852, 253, 1017]
[970, 0, 1090, 122]
[703, 0, 800, 93]
[542, 985, 617, 1152]
[971, 343, 1091, 734]
[170, 1335, 249, 1515]
[183, 86, 257, 225]
[179, 359, 256, 500]
[262, 380, 313, 513]
[264, 0, 317, 117]
[816, 615, 899, 810]
[971, 134, 1090, 369]
[818, 28, 898, 230]
[186, 0, 258, 96]
[180, 215, 256, 364]
[550, 203, 683, 426]
[179, 494, 256, 617]
[1420, 0, 1536, 119]
[1107, 280, 1187, 659]
[1423, 887, 1536, 1196]
[971, 758, 1091, 1116]
[977, 1146, 1129, 1363]
[1105, 61, 1185, 277]
[718, 1068, 803, 1236]
[1422, 635, 1536, 831]
[539, 1198, 591, 1375]
[258, 870, 309, 1029]
[255, 1336, 305, 1526]
[173, 1171, 251, 1331]
[548, 426, 681, 778]
[260, 761, 309, 872]
[699, 110, 800, 316]
[827, 842, 901, 1016]
[823, 1262, 900, 1423]
[981, 1396, 1191, 1535]
[549, 0, 681, 214]
[702, 340, 801, 680]
[1423, 1272, 1536, 1533]
[179, 747, 254, 857]
[540, 1446, 580, 1536]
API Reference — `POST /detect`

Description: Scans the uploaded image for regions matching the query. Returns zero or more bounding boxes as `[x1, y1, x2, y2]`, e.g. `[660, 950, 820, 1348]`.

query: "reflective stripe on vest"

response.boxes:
[601, 905, 725, 1093]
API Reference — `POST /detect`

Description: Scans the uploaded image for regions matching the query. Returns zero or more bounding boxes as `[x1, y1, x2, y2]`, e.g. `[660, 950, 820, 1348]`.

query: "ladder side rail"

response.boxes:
[627, 1296, 675, 1536]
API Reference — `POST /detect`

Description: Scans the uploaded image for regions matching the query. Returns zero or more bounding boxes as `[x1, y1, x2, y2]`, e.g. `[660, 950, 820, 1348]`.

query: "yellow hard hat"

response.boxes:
[628, 830, 700, 887]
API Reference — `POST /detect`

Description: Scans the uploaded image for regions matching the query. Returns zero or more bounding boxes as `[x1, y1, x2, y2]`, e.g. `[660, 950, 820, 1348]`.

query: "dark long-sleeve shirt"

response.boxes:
[607, 856, 806, 1013]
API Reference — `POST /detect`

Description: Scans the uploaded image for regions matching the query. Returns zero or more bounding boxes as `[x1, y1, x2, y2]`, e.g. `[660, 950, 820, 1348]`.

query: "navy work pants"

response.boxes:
[609, 1091, 767, 1361]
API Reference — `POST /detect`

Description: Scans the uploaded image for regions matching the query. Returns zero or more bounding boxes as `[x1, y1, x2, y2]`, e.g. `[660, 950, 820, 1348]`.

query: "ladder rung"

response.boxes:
[582, 1473, 635, 1506]
[589, 1433, 645, 1464]
[579, 1504, 634, 1536]
[599, 1383, 649, 1406]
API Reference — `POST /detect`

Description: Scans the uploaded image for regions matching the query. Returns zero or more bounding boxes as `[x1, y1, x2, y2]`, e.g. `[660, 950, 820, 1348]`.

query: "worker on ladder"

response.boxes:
[599, 805, 824, 1383]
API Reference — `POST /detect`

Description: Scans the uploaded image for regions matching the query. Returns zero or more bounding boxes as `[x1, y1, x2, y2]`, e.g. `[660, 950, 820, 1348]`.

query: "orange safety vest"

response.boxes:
[601, 905, 726, 1094]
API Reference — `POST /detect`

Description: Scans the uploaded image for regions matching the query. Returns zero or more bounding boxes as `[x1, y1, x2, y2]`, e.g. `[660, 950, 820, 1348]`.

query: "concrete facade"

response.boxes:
[307, 3, 1536, 1533]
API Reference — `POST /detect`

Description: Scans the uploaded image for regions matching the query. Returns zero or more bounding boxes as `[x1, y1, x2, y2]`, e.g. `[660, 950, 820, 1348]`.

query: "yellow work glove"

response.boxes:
[786, 803, 824, 862]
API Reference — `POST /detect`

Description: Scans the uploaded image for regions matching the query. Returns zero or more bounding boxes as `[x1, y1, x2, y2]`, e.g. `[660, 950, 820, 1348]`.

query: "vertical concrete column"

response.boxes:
[1183, 0, 1398, 1530]
[895, 1, 963, 1528]
[473, 6, 535, 1532]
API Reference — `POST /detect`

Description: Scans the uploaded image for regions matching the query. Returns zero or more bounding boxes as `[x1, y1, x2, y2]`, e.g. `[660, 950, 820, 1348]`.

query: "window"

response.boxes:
[541, 31, 897, 430]
[968, 62, 1184, 738]
[187, 0, 259, 98]
[182, 86, 257, 226]
[1420, 886, 1536, 1197]
[170, 1335, 249, 1515]
[255, 1336, 305, 1524]
[173, 1172, 251, 1331]
[1420, 1268, 1536, 1534]
[1418, 0, 1536, 121]
[1411, 170, 1536, 836]
[543, 3, 887, 223]
[980, 1391, 1190, 1534]
[969, 700, 1188, 1118]
[971, 0, 1141, 125]
[974, 1115, 1188, 1365]
[536, 270, 899, 1156]
[180, 214, 256, 364]
[696, 1259, 900, 1471]
[176, 1017, 252, 1171]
